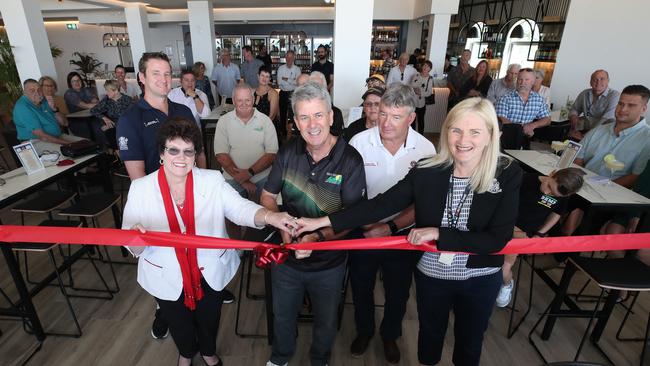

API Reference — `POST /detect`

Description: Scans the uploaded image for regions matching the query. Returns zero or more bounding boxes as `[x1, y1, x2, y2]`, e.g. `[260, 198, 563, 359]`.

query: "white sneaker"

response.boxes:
[265, 362, 288, 366]
[496, 279, 514, 308]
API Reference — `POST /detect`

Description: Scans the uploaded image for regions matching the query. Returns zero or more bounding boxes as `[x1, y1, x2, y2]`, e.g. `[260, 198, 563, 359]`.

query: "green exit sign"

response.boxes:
[66, 23, 78, 30]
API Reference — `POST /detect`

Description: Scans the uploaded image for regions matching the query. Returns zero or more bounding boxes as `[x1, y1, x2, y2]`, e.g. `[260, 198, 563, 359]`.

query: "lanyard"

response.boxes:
[446, 176, 471, 229]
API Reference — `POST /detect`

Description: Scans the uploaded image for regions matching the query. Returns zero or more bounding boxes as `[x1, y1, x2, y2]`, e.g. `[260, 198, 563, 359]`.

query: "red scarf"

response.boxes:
[157, 167, 203, 310]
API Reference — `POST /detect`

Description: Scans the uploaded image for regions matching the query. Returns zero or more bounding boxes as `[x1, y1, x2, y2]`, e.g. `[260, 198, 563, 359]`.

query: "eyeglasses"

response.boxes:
[363, 102, 380, 108]
[164, 146, 196, 157]
[400, 72, 404, 81]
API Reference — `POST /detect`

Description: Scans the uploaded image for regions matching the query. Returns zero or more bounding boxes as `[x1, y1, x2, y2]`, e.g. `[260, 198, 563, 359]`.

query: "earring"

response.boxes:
[159, 158, 164, 165]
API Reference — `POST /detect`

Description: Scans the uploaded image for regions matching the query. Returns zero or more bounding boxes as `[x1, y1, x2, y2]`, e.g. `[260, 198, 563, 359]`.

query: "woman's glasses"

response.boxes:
[164, 146, 196, 157]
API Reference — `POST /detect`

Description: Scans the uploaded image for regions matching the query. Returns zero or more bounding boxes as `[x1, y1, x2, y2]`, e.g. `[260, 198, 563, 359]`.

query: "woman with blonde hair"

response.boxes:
[296, 97, 522, 366]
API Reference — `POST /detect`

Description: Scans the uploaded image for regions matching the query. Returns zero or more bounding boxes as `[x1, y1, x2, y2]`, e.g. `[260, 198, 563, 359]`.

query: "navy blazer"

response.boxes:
[330, 156, 523, 268]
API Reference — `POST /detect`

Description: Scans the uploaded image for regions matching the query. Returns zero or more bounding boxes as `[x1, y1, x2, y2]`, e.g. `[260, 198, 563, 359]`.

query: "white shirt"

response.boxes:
[386, 64, 418, 87]
[119, 81, 141, 99]
[213, 109, 279, 183]
[350, 126, 436, 201]
[277, 64, 301, 91]
[122, 168, 262, 301]
[167, 87, 210, 126]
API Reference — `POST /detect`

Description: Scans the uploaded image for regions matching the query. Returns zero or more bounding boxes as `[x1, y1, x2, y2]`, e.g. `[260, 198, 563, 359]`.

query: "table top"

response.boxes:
[66, 109, 93, 119]
[0, 140, 99, 207]
[505, 149, 650, 206]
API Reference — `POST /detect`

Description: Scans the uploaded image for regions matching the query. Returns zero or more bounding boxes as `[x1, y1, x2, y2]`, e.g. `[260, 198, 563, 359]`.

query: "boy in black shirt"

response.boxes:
[496, 167, 585, 307]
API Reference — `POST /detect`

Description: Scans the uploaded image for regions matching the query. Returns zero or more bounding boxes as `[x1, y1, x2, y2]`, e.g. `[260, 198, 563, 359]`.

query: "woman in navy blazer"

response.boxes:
[296, 97, 522, 366]
[123, 117, 294, 366]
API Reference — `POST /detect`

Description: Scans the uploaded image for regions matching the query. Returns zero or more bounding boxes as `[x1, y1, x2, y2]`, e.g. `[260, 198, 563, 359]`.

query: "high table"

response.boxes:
[0, 141, 112, 361]
[66, 109, 98, 142]
[505, 149, 650, 359]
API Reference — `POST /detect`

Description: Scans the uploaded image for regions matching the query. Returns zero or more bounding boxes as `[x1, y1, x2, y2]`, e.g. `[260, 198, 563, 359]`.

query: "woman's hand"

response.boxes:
[103, 117, 116, 129]
[263, 210, 299, 234]
[407, 227, 439, 245]
[294, 216, 331, 235]
[129, 224, 147, 256]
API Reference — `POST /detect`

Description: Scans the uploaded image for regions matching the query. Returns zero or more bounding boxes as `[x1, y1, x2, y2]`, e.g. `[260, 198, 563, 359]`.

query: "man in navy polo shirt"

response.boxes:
[117, 52, 204, 177]
[116, 52, 215, 341]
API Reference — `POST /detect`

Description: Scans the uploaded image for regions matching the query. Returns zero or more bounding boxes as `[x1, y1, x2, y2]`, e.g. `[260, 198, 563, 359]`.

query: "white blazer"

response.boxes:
[122, 167, 263, 301]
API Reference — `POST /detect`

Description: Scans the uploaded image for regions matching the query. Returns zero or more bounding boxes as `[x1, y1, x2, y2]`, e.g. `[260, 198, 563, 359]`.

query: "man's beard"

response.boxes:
[318, 54, 326, 60]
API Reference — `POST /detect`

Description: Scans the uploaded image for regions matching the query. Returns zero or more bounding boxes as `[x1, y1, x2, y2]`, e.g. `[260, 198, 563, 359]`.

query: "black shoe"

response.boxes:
[222, 289, 235, 304]
[350, 334, 372, 357]
[151, 308, 169, 339]
[383, 339, 400, 364]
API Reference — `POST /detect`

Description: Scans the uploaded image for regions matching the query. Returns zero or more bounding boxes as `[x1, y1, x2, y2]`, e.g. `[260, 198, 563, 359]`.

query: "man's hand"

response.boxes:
[295, 232, 318, 259]
[523, 123, 535, 137]
[363, 222, 391, 238]
[231, 167, 249, 183]
[241, 181, 257, 198]
[186, 89, 197, 98]
[569, 114, 580, 128]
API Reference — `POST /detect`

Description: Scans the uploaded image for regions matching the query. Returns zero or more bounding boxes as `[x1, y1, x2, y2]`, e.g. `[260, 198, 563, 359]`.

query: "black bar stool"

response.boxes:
[11, 220, 114, 338]
[58, 193, 123, 293]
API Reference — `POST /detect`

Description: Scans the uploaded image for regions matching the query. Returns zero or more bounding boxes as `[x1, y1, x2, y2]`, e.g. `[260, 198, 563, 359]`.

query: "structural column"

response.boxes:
[332, 0, 374, 110]
[0, 0, 57, 83]
[188, 0, 216, 76]
[426, 14, 452, 79]
[125, 4, 152, 68]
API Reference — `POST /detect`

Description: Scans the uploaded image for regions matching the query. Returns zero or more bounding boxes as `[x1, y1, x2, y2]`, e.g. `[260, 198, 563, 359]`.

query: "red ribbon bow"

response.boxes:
[254, 245, 289, 268]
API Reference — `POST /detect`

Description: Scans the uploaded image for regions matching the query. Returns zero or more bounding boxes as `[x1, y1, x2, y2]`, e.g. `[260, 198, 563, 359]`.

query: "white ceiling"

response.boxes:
[45, 0, 333, 10]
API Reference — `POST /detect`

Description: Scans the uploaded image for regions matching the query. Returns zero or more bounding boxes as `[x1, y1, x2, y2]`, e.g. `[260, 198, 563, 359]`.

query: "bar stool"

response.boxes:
[58, 192, 123, 293]
[12, 190, 77, 285]
[530, 256, 650, 365]
[11, 220, 114, 337]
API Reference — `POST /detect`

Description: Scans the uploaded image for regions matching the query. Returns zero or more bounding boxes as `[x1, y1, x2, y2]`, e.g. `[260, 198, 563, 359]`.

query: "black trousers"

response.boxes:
[349, 249, 417, 340]
[415, 269, 501, 366]
[278, 90, 292, 138]
[415, 106, 426, 135]
[156, 277, 224, 358]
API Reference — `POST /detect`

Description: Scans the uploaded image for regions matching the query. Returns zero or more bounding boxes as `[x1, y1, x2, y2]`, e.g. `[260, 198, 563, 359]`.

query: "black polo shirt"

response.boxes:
[116, 98, 194, 174]
[265, 136, 366, 271]
[516, 172, 568, 233]
[311, 60, 334, 85]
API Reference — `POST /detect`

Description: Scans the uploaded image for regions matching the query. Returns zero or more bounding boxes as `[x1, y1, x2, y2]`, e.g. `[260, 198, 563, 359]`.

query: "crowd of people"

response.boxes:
[8, 43, 650, 366]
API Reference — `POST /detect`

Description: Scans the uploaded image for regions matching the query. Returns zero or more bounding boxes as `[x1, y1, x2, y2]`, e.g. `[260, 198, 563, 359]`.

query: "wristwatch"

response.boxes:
[314, 230, 326, 242]
[193, 95, 199, 100]
[248, 167, 255, 176]
[386, 220, 399, 235]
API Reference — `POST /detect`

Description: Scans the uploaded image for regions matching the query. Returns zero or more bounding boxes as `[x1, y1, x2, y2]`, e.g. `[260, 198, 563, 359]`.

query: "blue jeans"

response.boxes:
[415, 269, 502, 366]
[225, 177, 267, 203]
[269, 262, 346, 366]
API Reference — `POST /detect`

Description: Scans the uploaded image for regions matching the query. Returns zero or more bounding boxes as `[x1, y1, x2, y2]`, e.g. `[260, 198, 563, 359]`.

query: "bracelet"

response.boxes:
[314, 230, 325, 242]
[248, 167, 256, 176]
[386, 220, 398, 235]
[263, 210, 271, 225]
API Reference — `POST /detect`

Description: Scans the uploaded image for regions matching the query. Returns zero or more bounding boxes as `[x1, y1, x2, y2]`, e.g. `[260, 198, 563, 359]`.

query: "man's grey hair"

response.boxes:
[534, 69, 545, 79]
[508, 63, 521, 72]
[232, 83, 254, 99]
[308, 71, 327, 88]
[291, 81, 332, 115]
[381, 84, 418, 114]
[220, 48, 231, 57]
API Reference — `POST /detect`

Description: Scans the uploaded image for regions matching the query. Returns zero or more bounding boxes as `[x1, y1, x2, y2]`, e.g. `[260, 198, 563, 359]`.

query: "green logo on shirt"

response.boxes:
[325, 173, 343, 185]
[253, 127, 264, 132]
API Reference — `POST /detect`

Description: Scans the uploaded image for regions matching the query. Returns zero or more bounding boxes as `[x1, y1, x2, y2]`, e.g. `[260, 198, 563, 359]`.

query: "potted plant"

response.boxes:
[69, 52, 103, 86]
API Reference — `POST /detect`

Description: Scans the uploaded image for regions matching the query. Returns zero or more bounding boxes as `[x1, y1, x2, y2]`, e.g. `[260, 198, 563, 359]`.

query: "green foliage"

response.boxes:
[69, 51, 103, 85]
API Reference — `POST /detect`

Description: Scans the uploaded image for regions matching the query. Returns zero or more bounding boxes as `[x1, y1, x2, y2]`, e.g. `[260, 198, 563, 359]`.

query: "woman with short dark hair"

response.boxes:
[64, 71, 98, 113]
[123, 117, 295, 366]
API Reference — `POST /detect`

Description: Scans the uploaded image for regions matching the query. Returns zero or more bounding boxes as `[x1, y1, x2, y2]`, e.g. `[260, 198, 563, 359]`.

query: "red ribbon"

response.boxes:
[0, 225, 649, 268]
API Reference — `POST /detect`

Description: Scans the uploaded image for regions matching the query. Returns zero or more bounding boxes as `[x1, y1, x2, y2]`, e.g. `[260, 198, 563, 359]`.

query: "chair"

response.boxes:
[533, 122, 571, 144]
[501, 123, 530, 150]
[58, 192, 123, 293]
[1, 128, 21, 167]
[11, 220, 114, 337]
[530, 256, 650, 365]
[12, 190, 77, 285]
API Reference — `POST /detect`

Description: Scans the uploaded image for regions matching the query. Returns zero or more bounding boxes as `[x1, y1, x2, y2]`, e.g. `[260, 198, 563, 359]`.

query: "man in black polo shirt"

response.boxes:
[116, 52, 215, 341]
[261, 82, 366, 366]
[311, 45, 334, 91]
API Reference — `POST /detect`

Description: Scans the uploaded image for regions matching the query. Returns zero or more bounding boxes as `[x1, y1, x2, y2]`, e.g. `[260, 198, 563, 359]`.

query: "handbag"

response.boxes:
[424, 77, 435, 105]
[60, 139, 100, 158]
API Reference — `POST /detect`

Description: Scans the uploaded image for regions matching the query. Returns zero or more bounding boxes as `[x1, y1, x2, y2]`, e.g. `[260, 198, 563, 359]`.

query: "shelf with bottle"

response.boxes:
[531, 47, 558, 62]
[372, 26, 400, 43]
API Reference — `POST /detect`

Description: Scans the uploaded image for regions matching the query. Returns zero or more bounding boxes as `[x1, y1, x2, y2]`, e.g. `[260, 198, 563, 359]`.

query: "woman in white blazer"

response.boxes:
[122, 117, 295, 366]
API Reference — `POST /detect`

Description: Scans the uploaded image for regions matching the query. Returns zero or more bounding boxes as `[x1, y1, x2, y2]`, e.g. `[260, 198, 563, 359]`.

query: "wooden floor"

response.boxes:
[1, 184, 648, 366]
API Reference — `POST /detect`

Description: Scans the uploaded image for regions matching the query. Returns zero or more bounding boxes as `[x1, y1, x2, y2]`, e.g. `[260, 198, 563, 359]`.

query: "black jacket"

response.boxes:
[330, 157, 523, 268]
